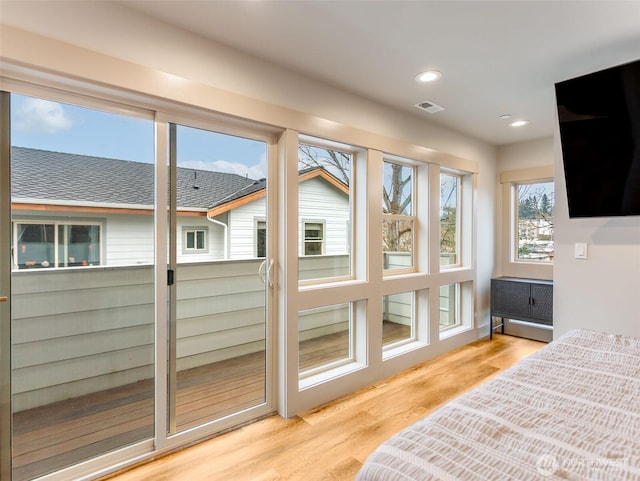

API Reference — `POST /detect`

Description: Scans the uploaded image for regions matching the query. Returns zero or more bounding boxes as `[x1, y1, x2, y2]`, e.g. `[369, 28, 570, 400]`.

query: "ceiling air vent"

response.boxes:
[414, 100, 445, 114]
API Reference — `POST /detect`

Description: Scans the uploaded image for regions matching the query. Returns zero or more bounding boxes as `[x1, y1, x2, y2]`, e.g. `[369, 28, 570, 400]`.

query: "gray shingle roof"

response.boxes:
[10, 147, 263, 210]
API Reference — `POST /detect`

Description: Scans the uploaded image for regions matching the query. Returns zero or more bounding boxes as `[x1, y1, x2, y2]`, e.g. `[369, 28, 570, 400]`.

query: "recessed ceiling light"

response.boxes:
[510, 120, 529, 127]
[415, 70, 442, 83]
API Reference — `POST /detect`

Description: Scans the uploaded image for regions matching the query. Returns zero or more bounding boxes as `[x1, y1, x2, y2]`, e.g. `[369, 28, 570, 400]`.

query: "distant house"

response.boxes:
[10, 147, 350, 269]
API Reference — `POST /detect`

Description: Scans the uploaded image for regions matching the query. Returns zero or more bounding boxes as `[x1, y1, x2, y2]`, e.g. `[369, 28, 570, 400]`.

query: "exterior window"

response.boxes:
[299, 302, 353, 376]
[382, 160, 414, 272]
[256, 220, 266, 258]
[14, 221, 101, 269]
[382, 291, 414, 348]
[515, 181, 554, 262]
[303, 221, 324, 255]
[440, 173, 460, 267]
[298, 141, 352, 280]
[183, 227, 207, 252]
[439, 283, 459, 329]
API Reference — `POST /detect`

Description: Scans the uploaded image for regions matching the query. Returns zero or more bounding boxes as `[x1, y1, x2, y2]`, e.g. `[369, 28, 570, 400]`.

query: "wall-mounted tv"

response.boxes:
[555, 59, 640, 218]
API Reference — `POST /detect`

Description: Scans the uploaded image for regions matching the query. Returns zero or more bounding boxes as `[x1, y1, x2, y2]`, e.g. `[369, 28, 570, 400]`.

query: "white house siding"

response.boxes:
[298, 177, 350, 256]
[105, 213, 154, 265]
[228, 200, 266, 259]
[224, 177, 350, 259]
[176, 214, 225, 263]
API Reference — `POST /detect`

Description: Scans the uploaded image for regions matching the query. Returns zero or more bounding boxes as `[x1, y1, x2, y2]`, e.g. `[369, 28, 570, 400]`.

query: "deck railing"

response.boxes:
[11, 253, 451, 411]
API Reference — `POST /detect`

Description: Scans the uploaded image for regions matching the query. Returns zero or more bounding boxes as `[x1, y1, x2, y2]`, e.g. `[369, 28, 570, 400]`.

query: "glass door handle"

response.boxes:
[258, 259, 275, 288]
[258, 260, 267, 284]
[266, 259, 274, 288]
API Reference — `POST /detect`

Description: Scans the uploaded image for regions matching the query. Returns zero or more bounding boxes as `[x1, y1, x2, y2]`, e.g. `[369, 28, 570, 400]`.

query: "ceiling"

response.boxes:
[118, 1, 640, 146]
[4, 1, 640, 146]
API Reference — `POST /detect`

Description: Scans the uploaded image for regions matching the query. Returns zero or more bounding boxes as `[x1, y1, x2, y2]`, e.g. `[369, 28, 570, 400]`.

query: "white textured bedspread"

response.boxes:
[356, 329, 640, 480]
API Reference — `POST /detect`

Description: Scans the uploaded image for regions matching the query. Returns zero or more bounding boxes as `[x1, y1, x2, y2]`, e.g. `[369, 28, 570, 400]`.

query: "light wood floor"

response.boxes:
[104, 334, 545, 481]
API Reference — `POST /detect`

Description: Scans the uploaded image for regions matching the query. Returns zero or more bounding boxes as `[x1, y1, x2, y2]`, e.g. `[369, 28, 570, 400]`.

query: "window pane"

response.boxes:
[439, 283, 458, 329]
[298, 143, 352, 281]
[382, 218, 413, 269]
[59, 224, 101, 267]
[516, 181, 554, 262]
[186, 231, 195, 249]
[173, 124, 269, 433]
[299, 303, 352, 375]
[383, 162, 412, 215]
[305, 222, 324, 240]
[10, 93, 155, 478]
[383, 292, 414, 347]
[196, 230, 205, 249]
[256, 220, 266, 258]
[16, 223, 54, 269]
[440, 173, 459, 267]
[383, 161, 414, 271]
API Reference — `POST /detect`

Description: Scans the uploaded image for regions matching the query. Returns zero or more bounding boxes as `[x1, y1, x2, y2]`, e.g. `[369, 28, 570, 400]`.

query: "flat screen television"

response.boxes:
[555, 59, 640, 218]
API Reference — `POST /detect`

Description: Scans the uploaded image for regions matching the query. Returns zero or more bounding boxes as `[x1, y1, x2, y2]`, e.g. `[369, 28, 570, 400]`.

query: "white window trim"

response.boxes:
[301, 219, 326, 256]
[182, 226, 208, 254]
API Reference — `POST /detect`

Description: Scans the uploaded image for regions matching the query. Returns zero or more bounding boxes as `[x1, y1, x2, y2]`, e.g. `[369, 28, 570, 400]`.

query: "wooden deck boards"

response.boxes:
[12, 322, 410, 481]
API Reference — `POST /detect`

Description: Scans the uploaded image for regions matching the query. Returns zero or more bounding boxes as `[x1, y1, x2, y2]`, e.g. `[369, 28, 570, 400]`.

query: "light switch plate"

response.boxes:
[574, 242, 588, 259]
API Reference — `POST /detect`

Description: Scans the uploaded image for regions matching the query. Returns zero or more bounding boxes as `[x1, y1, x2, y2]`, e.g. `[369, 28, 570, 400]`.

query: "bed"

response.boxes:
[356, 329, 640, 480]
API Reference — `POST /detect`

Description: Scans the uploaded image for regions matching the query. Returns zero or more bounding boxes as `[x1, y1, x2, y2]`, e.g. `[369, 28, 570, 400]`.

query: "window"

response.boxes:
[13, 221, 101, 269]
[440, 173, 460, 267]
[382, 160, 415, 272]
[298, 140, 352, 280]
[298, 302, 353, 377]
[183, 227, 207, 252]
[303, 221, 324, 255]
[515, 181, 554, 262]
[256, 219, 266, 258]
[382, 291, 414, 348]
[439, 283, 459, 329]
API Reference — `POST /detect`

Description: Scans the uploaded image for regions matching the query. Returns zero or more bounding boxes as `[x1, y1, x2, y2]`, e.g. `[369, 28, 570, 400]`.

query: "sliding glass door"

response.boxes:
[167, 123, 272, 434]
[8, 92, 156, 480]
[1, 92, 275, 481]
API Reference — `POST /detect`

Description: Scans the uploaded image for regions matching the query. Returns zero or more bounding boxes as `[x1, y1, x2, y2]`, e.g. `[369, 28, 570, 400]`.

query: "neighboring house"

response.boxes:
[10, 147, 350, 269]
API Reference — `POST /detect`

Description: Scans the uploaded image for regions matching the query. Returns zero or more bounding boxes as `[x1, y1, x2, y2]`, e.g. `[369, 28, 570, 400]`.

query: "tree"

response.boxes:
[298, 144, 414, 253]
[298, 144, 350, 186]
[382, 162, 412, 252]
[440, 174, 458, 257]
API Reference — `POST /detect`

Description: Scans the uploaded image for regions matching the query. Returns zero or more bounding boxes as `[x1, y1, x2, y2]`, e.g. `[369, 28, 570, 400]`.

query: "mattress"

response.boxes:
[356, 329, 640, 480]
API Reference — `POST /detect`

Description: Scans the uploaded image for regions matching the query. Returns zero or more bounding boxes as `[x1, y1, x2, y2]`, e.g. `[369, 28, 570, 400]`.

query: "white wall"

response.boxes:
[497, 137, 555, 172]
[553, 132, 640, 338]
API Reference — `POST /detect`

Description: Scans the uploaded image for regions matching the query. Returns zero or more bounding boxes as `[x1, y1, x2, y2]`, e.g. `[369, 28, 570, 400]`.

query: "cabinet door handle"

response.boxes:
[0, 296, 7, 303]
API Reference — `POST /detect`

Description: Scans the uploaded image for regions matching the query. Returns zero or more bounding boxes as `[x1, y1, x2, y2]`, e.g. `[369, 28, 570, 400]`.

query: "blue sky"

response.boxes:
[10, 94, 268, 179]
